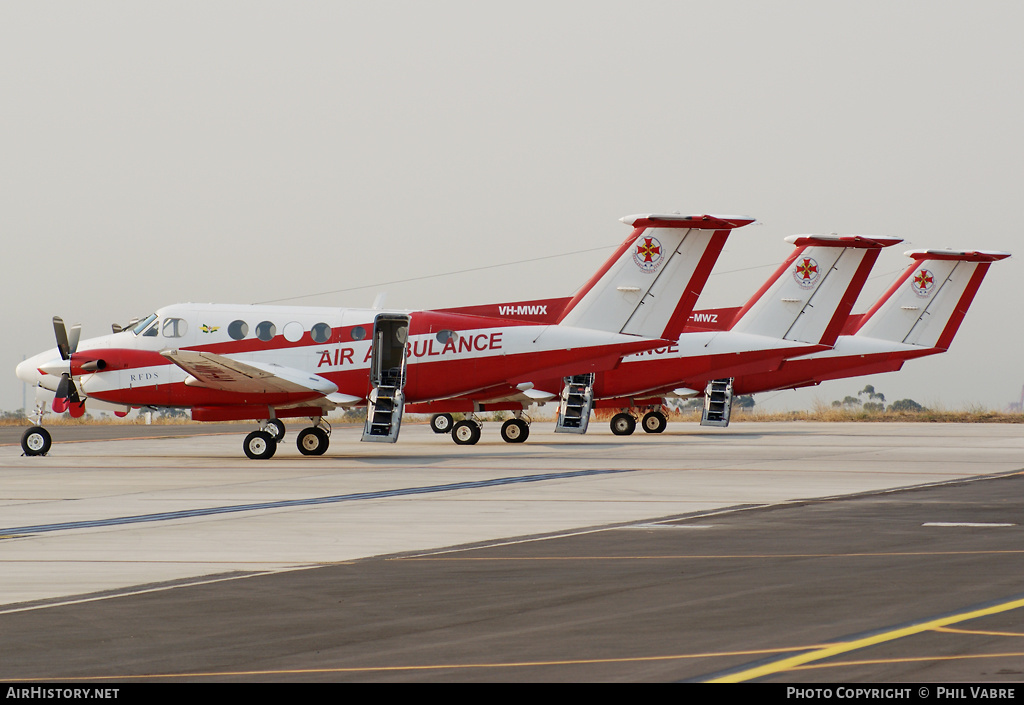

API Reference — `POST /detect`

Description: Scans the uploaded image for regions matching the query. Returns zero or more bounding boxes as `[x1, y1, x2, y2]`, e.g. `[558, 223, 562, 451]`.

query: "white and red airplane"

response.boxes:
[410, 232, 905, 437]
[717, 248, 1011, 401]
[16, 213, 754, 458]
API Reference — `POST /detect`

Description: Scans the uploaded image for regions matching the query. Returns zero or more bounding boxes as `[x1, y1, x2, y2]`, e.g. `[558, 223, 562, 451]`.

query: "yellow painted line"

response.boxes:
[935, 626, 1024, 638]
[789, 652, 1024, 671]
[0, 644, 834, 682]
[708, 595, 1024, 683]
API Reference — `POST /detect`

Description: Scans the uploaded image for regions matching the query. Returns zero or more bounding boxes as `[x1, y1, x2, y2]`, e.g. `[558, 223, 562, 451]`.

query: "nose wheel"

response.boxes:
[21, 426, 52, 456]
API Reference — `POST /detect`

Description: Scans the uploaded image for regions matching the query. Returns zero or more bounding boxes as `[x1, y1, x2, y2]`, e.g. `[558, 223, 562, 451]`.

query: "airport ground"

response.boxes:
[0, 421, 1022, 683]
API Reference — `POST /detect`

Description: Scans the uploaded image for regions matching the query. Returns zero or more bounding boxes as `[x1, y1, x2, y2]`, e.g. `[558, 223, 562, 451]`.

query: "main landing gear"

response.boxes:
[242, 418, 331, 459]
[432, 412, 531, 445]
[609, 410, 668, 436]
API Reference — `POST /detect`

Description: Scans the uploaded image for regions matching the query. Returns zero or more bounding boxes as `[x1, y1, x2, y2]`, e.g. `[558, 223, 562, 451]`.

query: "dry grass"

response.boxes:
[3, 405, 1022, 426]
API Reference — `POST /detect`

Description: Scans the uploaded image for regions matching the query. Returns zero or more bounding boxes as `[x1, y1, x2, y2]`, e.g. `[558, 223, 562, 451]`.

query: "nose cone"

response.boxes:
[16, 349, 60, 387]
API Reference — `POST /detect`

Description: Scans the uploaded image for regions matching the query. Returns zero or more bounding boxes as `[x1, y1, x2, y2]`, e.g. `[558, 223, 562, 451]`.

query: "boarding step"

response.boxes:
[701, 378, 733, 428]
[362, 385, 405, 443]
[555, 374, 595, 434]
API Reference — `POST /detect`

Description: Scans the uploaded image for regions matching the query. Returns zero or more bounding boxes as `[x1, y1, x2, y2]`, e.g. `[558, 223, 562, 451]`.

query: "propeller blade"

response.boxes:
[68, 324, 81, 355]
[52, 374, 71, 413]
[53, 316, 70, 360]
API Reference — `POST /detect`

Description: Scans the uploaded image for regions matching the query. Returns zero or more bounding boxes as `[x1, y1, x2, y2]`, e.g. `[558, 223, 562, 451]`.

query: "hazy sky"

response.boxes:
[2, 2, 1021, 414]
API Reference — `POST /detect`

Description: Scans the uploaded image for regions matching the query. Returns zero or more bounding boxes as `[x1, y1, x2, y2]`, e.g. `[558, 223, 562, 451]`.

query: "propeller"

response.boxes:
[51, 316, 87, 418]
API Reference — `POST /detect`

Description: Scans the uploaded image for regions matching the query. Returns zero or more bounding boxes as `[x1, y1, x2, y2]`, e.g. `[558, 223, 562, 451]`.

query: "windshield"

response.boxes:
[132, 313, 158, 335]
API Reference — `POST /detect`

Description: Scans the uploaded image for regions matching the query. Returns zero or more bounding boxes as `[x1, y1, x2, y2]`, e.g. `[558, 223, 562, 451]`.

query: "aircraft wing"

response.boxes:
[161, 349, 361, 406]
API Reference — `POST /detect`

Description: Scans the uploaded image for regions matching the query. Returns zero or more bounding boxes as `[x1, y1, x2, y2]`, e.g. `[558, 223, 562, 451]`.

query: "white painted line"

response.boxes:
[626, 523, 715, 530]
[922, 522, 1016, 527]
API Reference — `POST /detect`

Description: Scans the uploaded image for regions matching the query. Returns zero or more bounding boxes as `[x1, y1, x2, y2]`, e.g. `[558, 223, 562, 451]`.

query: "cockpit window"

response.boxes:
[132, 314, 158, 335]
[162, 318, 188, 338]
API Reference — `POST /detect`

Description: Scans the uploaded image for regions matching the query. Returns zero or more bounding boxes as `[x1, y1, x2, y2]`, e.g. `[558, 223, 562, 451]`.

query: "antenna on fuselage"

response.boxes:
[372, 292, 388, 310]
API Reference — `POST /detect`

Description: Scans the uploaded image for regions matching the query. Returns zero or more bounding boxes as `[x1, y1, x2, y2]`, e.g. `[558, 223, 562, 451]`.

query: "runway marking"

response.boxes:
[399, 549, 1024, 561]
[0, 566, 323, 615]
[706, 594, 1024, 682]
[923, 522, 1016, 527]
[0, 468, 633, 536]
[0, 644, 835, 682]
[935, 626, 1024, 637]
[788, 652, 1024, 672]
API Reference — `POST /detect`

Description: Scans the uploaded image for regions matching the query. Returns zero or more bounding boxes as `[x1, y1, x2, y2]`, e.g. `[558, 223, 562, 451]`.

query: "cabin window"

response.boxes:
[311, 323, 331, 343]
[283, 321, 304, 343]
[228, 320, 248, 340]
[350, 326, 367, 341]
[436, 329, 458, 344]
[162, 318, 188, 338]
[255, 321, 276, 342]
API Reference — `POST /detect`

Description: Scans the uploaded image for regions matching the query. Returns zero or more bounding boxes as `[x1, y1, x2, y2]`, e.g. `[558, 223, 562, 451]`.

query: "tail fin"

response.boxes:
[556, 213, 755, 338]
[854, 249, 1010, 350]
[730, 235, 903, 346]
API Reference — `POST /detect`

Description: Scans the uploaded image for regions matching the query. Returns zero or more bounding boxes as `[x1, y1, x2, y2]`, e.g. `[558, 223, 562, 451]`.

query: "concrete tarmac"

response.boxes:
[1, 421, 1022, 682]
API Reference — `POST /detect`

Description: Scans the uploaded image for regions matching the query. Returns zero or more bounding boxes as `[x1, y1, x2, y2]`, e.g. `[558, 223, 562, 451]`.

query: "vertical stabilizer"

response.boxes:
[730, 235, 902, 346]
[557, 214, 755, 339]
[854, 249, 1010, 350]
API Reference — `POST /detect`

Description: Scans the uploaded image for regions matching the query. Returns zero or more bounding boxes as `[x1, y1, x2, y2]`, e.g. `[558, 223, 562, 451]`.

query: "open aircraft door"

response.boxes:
[362, 313, 410, 443]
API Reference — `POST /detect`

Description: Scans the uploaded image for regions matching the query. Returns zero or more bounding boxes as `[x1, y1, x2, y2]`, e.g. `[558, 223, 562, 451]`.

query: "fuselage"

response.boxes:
[17, 302, 668, 416]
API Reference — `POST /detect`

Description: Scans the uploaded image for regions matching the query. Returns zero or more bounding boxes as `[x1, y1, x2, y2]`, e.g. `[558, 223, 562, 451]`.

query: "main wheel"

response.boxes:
[21, 426, 51, 456]
[297, 427, 330, 456]
[452, 420, 482, 446]
[641, 411, 667, 434]
[243, 430, 277, 459]
[610, 413, 636, 436]
[266, 418, 286, 441]
[500, 418, 530, 443]
[430, 413, 454, 434]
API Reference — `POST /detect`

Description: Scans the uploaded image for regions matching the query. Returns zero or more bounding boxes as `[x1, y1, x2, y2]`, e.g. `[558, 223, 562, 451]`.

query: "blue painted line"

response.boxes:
[1, 468, 634, 536]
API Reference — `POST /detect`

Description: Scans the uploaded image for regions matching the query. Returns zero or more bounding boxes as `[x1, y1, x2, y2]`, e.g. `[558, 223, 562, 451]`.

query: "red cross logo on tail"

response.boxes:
[793, 257, 820, 289]
[912, 268, 935, 297]
[632, 236, 664, 273]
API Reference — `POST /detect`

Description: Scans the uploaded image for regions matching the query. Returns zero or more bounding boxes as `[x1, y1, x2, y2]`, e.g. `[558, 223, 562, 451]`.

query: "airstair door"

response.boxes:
[362, 314, 410, 443]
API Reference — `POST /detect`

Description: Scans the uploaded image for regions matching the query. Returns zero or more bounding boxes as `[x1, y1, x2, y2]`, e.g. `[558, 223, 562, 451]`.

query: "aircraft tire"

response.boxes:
[266, 418, 286, 441]
[610, 413, 636, 436]
[297, 427, 330, 456]
[500, 418, 530, 443]
[641, 411, 667, 434]
[21, 426, 51, 456]
[244, 430, 277, 460]
[430, 413, 454, 434]
[452, 420, 481, 446]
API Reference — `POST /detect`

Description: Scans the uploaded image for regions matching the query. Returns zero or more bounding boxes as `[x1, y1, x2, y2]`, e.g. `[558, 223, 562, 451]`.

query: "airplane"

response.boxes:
[717, 248, 1011, 402]
[411, 232, 904, 439]
[16, 213, 754, 458]
[451, 246, 1010, 433]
